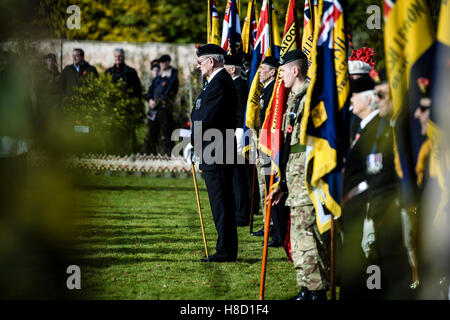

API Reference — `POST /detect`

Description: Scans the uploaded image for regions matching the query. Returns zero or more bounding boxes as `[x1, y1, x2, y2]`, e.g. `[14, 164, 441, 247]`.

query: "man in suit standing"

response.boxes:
[61, 48, 98, 96]
[191, 44, 238, 262]
[224, 55, 253, 227]
[251, 57, 278, 238]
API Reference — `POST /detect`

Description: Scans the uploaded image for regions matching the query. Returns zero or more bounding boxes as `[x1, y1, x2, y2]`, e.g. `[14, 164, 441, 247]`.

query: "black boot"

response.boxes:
[290, 287, 309, 300]
[309, 290, 327, 301]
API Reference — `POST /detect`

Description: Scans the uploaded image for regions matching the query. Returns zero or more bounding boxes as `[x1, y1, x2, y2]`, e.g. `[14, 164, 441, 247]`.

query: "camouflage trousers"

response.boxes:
[290, 204, 330, 290]
[255, 157, 272, 225]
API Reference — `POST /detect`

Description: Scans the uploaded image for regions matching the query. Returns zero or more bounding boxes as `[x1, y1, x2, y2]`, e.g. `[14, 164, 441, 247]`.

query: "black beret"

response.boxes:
[261, 56, 279, 69]
[279, 50, 307, 66]
[196, 44, 226, 57]
[224, 55, 243, 67]
[159, 54, 171, 62]
[350, 75, 375, 93]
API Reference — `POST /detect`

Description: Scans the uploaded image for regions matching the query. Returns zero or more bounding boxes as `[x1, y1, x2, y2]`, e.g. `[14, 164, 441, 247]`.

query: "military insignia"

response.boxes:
[195, 98, 202, 110]
[366, 153, 383, 174]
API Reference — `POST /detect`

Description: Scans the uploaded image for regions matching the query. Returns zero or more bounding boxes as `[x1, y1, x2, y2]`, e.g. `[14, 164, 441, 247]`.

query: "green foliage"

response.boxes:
[61, 73, 144, 152]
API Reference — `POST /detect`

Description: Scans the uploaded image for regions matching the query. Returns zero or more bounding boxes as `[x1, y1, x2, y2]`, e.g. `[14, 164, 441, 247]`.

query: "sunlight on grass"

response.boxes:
[72, 175, 299, 299]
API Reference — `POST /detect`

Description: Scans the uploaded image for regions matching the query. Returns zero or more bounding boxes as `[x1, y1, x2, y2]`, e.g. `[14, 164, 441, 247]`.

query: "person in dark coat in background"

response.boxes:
[34, 53, 61, 129]
[61, 48, 98, 96]
[105, 48, 143, 154]
[224, 54, 253, 227]
[105, 48, 142, 99]
[143, 54, 179, 155]
[190, 44, 238, 262]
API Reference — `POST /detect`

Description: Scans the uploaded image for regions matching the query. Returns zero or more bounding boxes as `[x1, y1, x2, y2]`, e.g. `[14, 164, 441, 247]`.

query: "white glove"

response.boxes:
[235, 128, 244, 155]
[361, 216, 376, 259]
[183, 143, 193, 163]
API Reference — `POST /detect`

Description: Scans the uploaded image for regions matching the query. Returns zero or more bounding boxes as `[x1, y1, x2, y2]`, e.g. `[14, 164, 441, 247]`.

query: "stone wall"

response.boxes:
[2, 39, 199, 90]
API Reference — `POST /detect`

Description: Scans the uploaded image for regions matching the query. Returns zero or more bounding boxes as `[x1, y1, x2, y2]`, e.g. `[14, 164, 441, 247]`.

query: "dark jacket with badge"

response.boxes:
[234, 75, 248, 129]
[61, 61, 98, 96]
[191, 68, 238, 171]
[145, 67, 179, 109]
[259, 79, 275, 129]
[105, 64, 142, 98]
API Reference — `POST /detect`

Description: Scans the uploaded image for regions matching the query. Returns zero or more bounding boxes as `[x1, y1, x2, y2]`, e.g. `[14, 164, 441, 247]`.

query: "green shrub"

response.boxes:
[61, 73, 144, 154]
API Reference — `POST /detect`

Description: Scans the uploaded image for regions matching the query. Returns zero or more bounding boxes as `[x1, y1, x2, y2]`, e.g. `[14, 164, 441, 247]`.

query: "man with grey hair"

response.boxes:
[105, 48, 143, 153]
[340, 73, 411, 299]
[190, 44, 238, 262]
[105, 48, 142, 99]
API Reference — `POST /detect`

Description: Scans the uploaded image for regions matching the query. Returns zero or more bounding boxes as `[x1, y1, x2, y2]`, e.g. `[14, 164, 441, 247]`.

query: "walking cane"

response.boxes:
[330, 215, 336, 300]
[259, 173, 274, 300]
[249, 165, 256, 234]
[191, 163, 209, 259]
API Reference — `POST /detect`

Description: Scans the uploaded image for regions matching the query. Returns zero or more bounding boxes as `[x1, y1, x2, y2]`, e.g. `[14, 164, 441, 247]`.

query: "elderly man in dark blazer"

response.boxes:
[191, 44, 238, 262]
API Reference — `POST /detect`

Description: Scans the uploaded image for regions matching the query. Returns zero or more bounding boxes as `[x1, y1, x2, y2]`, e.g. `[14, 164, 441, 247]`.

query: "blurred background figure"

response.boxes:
[61, 48, 98, 96]
[105, 48, 143, 154]
[34, 53, 62, 143]
[142, 54, 179, 155]
[150, 59, 160, 79]
[0, 48, 79, 299]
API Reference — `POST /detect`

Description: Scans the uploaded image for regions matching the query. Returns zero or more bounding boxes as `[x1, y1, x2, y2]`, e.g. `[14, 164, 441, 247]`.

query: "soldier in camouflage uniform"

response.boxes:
[270, 50, 330, 300]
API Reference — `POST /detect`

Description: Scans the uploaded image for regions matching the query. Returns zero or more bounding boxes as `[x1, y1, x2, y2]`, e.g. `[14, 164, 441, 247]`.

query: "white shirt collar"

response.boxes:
[263, 78, 275, 88]
[232, 75, 240, 81]
[160, 68, 172, 78]
[360, 109, 379, 130]
[208, 67, 224, 83]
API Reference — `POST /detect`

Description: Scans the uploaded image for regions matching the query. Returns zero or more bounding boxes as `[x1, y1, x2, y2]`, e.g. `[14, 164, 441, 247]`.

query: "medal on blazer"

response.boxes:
[366, 153, 383, 174]
[195, 98, 202, 110]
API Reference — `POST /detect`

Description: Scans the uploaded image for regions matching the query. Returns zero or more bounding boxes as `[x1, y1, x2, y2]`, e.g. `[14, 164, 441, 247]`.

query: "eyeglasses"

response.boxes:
[375, 91, 386, 99]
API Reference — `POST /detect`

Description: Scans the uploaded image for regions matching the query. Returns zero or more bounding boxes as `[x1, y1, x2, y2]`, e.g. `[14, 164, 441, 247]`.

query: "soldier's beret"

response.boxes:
[196, 44, 226, 57]
[224, 55, 243, 67]
[261, 56, 279, 69]
[350, 75, 375, 93]
[279, 50, 307, 66]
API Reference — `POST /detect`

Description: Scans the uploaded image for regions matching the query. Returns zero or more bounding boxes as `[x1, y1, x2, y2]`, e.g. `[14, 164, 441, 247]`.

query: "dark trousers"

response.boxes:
[142, 106, 174, 155]
[233, 164, 252, 225]
[264, 174, 289, 244]
[203, 166, 238, 260]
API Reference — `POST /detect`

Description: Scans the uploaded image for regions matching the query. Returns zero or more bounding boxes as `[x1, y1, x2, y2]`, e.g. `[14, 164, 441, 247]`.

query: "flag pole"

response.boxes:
[249, 165, 256, 233]
[191, 163, 209, 258]
[330, 215, 336, 300]
[259, 172, 274, 300]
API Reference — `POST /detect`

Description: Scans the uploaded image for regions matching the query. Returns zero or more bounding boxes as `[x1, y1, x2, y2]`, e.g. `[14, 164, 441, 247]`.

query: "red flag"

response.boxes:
[259, 0, 300, 191]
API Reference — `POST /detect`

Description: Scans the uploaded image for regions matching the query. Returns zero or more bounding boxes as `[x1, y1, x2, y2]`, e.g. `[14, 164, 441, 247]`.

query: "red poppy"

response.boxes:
[161, 82, 166, 87]
[349, 47, 375, 68]
[417, 77, 430, 94]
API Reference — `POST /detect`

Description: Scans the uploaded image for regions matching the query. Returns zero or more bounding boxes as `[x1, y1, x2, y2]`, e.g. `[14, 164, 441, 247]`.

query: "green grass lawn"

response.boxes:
[72, 175, 299, 299]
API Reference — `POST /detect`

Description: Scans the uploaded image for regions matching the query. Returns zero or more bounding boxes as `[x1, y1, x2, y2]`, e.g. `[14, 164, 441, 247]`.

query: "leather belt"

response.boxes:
[342, 180, 368, 207]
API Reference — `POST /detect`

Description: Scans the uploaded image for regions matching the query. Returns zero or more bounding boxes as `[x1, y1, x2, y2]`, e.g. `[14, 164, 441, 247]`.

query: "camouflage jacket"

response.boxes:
[283, 80, 312, 207]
